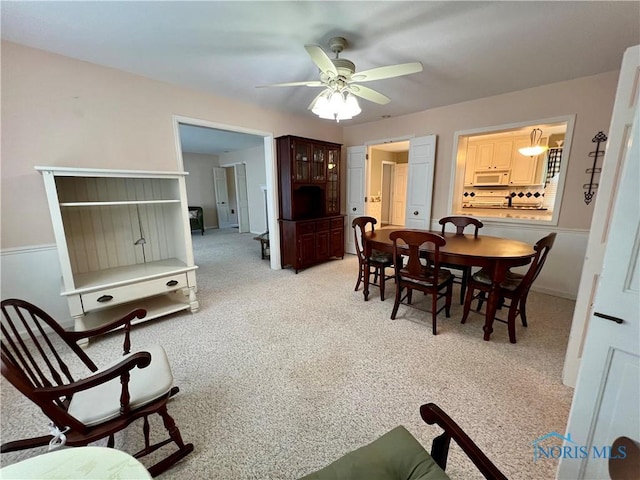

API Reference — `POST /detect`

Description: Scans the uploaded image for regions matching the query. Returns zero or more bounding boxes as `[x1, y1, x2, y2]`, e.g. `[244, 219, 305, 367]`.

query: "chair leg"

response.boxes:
[476, 292, 486, 311]
[147, 406, 194, 478]
[391, 286, 402, 319]
[460, 267, 469, 305]
[461, 285, 475, 324]
[519, 292, 529, 327]
[507, 302, 519, 344]
[379, 267, 386, 301]
[407, 288, 413, 305]
[445, 283, 453, 318]
[431, 289, 438, 335]
[354, 264, 363, 292]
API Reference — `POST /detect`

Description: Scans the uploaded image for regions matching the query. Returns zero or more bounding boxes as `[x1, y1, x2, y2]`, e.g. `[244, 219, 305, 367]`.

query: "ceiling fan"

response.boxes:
[258, 37, 423, 120]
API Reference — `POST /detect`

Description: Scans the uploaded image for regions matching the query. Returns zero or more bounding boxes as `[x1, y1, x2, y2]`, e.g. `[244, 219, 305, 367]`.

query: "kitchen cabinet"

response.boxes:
[276, 135, 344, 272]
[510, 137, 547, 185]
[35, 166, 199, 341]
[473, 140, 513, 171]
[464, 144, 477, 186]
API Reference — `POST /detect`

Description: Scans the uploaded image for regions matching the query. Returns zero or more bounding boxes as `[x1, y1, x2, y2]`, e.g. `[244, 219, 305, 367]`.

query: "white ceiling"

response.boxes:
[2, 1, 638, 153]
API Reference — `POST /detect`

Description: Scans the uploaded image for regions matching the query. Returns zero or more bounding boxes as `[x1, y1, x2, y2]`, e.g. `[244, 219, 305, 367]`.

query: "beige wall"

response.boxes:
[0, 41, 342, 248]
[183, 152, 221, 229]
[342, 71, 619, 230]
[1, 40, 619, 251]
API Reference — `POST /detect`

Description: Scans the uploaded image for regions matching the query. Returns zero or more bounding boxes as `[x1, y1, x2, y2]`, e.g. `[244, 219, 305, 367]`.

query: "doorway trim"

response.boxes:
[171, 115, 280, 269]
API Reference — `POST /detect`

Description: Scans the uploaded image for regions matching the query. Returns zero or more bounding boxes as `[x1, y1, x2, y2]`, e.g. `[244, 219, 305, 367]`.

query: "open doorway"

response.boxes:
[172, 116, 279, 269]
[368, 141, 409, 227]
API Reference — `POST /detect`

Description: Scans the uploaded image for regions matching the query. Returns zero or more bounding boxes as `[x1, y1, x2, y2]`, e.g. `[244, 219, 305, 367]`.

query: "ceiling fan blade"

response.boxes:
[350, 62, 423, 82]
[304, 44, 338, 76]
[257, 81, 324, 88]
[349, 85, 390, 105]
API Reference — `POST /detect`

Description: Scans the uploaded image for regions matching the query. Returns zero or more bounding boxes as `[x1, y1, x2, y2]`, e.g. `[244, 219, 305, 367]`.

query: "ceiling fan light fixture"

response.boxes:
[518, 128, 548, 157]
[345, 93, 361, 116]
[312, 89, 361, 122]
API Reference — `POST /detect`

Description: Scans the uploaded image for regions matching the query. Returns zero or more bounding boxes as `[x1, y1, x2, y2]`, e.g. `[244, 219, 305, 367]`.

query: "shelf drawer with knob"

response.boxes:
[80, 273, 189, 312]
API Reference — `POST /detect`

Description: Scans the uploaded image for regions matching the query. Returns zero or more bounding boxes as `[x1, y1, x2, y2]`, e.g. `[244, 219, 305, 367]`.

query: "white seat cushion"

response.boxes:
[68, 345, 173, 427]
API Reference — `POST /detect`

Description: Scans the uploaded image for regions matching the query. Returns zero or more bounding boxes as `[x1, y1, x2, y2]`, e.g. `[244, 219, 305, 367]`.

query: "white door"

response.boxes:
[381, 162, 393, 225]
[558, 45, 639, 479]
[563, 46, 639, 387]
[346, 146, 366, 254]
[391, 163, 408, 226]
[405, 135, 436, 229]
[234, 163, 250, 233]
[213, 167, 231, 228]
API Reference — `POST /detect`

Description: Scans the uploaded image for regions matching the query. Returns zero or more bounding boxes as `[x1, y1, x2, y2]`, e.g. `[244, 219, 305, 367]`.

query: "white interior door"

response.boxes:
[558, 45, 639, 479]
[405, 135, 436, 229]
[346, 146, 366, 255]
[234, 163, 250, 233]
[213, 167, 231, 228]
[563, 46, 640, 388]
[391, 163, 408, 226]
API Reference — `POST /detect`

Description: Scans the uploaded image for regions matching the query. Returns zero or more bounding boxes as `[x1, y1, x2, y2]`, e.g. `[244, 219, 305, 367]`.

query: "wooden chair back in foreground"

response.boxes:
[301, 402, 508, 480]
[438, 216, 485, 304]
[352, 216, 394, 301]
[0, 298, 193, 477]
[390, 230, 454, 335]
[461, 232, 557, 343]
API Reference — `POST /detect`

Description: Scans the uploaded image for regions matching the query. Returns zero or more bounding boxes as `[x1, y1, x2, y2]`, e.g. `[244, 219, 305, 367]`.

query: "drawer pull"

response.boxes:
[97, 295, 113, 303]
[166, 280, 179, 287]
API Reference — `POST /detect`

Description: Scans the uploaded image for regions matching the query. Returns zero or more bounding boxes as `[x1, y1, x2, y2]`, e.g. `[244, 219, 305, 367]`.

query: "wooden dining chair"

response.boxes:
[438, 216, 484, 305]
[352, 216, 395, 301]
[1, 299, 193, 477]
[461, 232, 557, 343]
[390, 230, 454, 335]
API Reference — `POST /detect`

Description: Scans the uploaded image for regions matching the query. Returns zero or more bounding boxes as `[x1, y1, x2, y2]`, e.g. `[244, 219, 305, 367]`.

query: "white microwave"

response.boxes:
[474, 171, 510, 186]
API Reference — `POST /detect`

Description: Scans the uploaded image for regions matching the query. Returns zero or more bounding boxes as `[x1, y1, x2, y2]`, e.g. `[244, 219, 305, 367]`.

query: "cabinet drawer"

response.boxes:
[315, 219, 330, 231]
[81, 273, 188, 311]
[297, 222, 316, 235]
[330, 217, 344, 229]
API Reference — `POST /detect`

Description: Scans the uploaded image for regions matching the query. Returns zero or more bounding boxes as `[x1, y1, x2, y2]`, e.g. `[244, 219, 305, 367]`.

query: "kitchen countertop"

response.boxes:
[457, 207, 553, 222]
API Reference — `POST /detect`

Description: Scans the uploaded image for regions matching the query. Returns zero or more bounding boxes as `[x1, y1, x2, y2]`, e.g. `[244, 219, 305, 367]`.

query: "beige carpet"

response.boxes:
[1, 228, 576, 479]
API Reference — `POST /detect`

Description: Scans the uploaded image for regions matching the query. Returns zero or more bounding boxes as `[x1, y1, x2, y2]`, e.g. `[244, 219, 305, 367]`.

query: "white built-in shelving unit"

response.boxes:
[36, 166, 199, 338]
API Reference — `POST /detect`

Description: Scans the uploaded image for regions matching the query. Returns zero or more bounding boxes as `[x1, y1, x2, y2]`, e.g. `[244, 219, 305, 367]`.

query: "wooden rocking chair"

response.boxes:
[0, 299, 193, 477]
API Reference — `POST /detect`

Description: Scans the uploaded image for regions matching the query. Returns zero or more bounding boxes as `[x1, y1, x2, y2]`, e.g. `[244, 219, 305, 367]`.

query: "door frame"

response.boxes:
[172, 115, 280, 269]
[365, 136, 413, 226]
[380, 161, 395, 225]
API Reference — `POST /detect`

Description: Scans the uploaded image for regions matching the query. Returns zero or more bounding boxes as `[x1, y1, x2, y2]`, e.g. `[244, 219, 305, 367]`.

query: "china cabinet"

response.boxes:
[276, 136, 344, 272]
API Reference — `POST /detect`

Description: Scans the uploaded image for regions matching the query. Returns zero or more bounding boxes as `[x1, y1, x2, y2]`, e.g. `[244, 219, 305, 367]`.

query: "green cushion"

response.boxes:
[299, 426, 450, 480]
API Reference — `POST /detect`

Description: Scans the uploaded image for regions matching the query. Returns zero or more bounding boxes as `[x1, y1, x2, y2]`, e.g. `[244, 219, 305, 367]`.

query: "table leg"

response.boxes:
[483, 262, 507, 341]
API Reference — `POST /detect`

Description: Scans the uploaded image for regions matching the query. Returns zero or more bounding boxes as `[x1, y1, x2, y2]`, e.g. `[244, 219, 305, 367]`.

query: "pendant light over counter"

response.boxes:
[518, 128, 548, 156]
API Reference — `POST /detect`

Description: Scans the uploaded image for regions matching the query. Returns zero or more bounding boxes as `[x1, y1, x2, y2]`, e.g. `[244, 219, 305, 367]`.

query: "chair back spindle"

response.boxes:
[1, 299, 97, 411]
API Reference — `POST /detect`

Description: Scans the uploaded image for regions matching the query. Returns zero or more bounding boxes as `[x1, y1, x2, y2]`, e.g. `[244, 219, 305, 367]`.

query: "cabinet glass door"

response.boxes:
[326, 148, 339, 214]
[312, 144, 326, 182]
[293, 141, 310, 182]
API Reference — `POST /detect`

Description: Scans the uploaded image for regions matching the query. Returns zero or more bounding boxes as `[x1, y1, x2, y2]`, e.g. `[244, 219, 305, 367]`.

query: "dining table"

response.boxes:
[363, 227, 536, 341]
